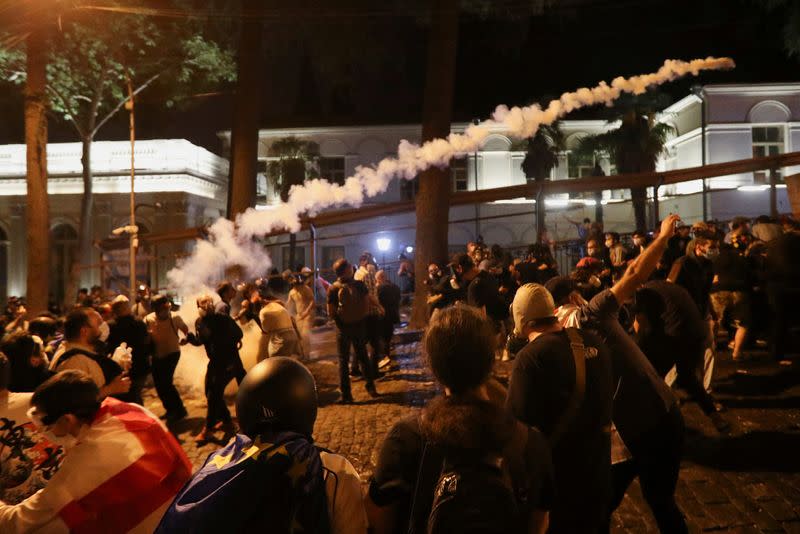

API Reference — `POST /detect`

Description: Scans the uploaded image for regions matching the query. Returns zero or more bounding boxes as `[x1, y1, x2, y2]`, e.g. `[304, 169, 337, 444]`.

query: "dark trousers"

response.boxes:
[673, 340, 717, 415]
[152, 351, 185, 415]
[381, 316, 395, 356]
[337, 321, 373, 399]
[652, 338, 717, 415]
[205, 358, 246, 428]
[606, 407, 687, 534]
[767, 284, 793, 360]
[365, 314, 385, 372]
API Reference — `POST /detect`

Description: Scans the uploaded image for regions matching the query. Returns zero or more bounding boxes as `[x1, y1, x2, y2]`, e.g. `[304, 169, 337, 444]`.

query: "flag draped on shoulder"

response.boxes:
[156, 431, 330, 534]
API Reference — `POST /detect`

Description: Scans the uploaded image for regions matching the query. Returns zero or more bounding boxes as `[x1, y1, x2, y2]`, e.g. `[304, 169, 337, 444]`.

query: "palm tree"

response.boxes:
[266, 137, 320, 269]
[521, 123, 564, 242]
[577, 95, 674, 231]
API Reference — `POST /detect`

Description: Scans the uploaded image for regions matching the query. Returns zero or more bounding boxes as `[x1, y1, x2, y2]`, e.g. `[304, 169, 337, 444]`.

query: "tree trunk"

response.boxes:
[282, 158, 306, 270]
[24, 28, 50, 314]
[536, 186, 545, 243]
[66, 136, 94, 308]
[227, 0, 264, 219]
[410, 0, 460, 328]
[631, 187, 648, 232]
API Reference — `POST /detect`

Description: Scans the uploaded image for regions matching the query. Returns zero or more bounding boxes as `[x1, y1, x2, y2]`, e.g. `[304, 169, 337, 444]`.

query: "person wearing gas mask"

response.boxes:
[0, 370, 192, 533]
[182, 295, 245, 442]
[156, 358, 367, 534]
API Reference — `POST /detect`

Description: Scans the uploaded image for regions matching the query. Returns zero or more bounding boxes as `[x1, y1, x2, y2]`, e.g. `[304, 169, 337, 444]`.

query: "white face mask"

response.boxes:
[42, 430, 78, 450]
[98, 321, 110, 343]
[28, 407, 78, 450]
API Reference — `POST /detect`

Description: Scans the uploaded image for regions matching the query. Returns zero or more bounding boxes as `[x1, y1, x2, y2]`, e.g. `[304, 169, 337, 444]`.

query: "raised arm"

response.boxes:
[610, 214, 680, 304]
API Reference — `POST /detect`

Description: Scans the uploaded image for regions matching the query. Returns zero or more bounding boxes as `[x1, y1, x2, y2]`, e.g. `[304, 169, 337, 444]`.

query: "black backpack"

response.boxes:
[56, 348, 124, 384]
[409, 421, 532, 534]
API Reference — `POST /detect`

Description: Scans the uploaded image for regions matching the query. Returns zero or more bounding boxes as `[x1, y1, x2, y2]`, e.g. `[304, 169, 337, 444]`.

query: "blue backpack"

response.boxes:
[156, 431, 330, 534]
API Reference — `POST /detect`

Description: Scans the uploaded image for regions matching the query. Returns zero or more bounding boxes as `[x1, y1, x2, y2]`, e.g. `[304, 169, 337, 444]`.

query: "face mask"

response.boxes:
[98, 321, 110, 343]
[42, 430, 78, 450]
[27, 408, 79, 450]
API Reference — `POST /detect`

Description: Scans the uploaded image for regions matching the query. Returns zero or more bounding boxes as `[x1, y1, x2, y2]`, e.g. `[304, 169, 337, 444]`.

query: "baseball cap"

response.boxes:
[512, 283, 556, 335]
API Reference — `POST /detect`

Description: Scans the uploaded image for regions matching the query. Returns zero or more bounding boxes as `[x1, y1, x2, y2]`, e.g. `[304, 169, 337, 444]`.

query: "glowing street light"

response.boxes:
[405, 246, 414, 254]
[376, 237, 392, 252]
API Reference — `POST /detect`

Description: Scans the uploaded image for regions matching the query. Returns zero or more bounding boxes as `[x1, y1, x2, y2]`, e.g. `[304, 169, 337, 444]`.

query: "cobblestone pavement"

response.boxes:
[143, 325, 800, 533]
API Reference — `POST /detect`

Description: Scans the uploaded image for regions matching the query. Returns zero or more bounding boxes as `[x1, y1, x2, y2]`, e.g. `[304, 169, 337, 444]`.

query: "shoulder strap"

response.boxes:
[549, 328, 586, 446]
[407, 441, 430, 534]
[56, 348, 91, 366]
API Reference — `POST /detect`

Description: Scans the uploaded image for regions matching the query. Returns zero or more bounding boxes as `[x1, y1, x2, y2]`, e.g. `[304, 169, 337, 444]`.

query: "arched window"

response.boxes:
[49, 224, 78, 305]
[0, 226, 8, 302]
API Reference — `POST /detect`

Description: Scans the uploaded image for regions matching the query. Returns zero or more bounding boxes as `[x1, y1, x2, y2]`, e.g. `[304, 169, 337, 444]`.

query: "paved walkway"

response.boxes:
[143, 325, 800, 533]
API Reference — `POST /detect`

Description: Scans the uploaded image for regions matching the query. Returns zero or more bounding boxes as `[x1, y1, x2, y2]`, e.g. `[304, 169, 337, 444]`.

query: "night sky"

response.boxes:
[0, 0, 796, 154]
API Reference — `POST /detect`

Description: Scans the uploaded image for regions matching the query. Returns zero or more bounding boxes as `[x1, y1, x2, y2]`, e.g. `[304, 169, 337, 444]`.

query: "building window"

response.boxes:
[451, 157, 469, 192]
[401, 177, 419, 200]
[319, 157, 346, 185]
[568, 152, 595, 179]
[281, 246, 306, 272]
[50, 224, 78, 306]
[321, 246, 346, 280]
[256, 160, 269, 204]
[752, 126, 784, 183]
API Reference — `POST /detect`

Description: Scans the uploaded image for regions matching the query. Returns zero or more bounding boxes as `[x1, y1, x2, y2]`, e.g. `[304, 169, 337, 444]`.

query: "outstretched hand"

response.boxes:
[659, 214, 682, 240]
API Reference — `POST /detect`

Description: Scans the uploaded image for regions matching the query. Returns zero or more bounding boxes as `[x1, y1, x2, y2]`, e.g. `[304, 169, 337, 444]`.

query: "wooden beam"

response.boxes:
[97, 150, 800, 249]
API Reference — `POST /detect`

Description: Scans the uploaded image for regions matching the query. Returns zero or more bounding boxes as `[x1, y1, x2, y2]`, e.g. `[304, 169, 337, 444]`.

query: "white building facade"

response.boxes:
[232, 83, 797, 275]
[0, 139, 228, 303]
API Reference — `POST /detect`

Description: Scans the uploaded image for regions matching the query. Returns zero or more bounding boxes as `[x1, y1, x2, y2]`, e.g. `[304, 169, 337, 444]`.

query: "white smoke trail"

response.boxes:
[169, 57, 734, 293]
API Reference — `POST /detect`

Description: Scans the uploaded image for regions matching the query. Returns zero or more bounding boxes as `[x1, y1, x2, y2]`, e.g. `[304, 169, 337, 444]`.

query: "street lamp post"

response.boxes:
[376, 237, 391, 271]
[126, 75, 137, 301]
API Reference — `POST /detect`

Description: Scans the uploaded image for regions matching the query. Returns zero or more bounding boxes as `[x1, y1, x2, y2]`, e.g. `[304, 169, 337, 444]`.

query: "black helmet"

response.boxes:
[235, 357, 318, 438]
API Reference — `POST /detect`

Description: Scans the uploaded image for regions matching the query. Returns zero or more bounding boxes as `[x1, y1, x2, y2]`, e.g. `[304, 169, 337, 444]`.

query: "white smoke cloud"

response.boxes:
[169, 57, 734, 294]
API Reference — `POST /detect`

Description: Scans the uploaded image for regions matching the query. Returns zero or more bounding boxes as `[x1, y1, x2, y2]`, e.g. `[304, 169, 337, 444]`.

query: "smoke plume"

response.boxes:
[169, 57, 734, 293]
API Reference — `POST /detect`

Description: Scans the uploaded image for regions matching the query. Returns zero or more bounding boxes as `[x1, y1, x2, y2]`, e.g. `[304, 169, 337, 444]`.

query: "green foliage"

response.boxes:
[265, 136, 321, 202]
[575, 94, 675, 175]
[521, 122, 565, 181]
[0, 1, 235, 138]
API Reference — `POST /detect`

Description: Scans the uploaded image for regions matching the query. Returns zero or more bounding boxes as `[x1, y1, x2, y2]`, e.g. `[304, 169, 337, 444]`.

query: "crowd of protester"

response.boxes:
[0, 211, 797, 532]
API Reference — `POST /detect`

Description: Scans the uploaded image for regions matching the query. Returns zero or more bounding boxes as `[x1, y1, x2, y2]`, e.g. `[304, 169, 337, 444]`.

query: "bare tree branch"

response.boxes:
[91, 71, 161, 137]
[46, 84, 86, 139]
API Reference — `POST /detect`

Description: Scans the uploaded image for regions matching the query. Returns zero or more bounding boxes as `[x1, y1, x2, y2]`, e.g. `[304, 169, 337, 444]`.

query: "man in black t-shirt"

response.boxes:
[711, 243, 752, 361]
[450, 253, 506, 320]
[367, 305, 553, 534]
[507, 283, 613, 534]
[563, 214, 687, 533]
[635, 280, 727, 432]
